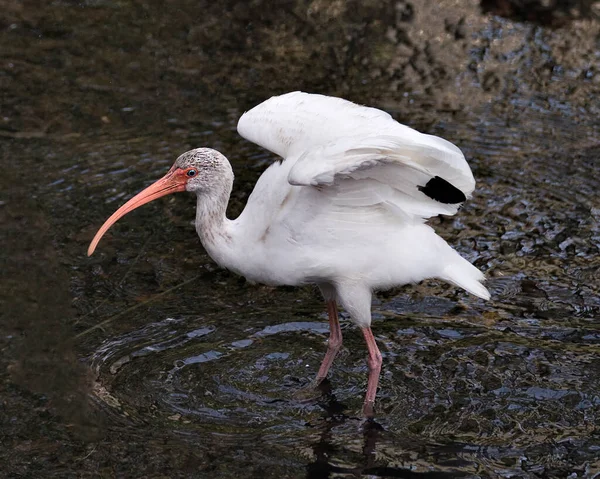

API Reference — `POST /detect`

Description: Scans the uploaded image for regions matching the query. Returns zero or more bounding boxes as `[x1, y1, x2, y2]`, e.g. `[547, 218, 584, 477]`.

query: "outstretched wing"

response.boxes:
[237, 92, 475, 222]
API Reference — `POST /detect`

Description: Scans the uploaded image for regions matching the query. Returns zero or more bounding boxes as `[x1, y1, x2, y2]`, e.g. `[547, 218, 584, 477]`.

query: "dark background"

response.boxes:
[1, 1, 599, 477]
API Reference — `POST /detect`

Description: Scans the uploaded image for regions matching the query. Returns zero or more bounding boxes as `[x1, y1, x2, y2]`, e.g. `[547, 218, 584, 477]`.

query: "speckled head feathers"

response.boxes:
[175, 148, 227, 169]
[174, 148, 234, 195]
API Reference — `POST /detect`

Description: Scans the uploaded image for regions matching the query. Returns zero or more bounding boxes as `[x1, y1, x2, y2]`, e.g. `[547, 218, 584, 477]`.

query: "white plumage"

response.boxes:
[88, 91, 490, 416]
[232, 92, 489, 305]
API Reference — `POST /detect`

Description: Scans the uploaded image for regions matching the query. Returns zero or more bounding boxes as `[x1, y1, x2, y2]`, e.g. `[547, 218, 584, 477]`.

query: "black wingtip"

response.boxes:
[417, 176, 467, 204]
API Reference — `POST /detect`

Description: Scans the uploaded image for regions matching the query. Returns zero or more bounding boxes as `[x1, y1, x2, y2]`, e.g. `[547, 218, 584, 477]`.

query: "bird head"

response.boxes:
[87, 148, 231, 256]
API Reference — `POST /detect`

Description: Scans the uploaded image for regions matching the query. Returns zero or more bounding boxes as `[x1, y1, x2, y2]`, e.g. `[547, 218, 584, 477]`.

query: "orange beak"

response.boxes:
[87, 166, 187, 256]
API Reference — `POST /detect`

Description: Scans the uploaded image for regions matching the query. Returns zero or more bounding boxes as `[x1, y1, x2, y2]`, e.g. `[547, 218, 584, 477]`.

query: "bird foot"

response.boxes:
[362, 400, 376, 418]
[292, 377, 330, 403]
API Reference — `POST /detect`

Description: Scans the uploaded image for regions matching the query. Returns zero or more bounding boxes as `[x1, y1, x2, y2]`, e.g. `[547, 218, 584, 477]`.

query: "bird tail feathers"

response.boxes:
[440, 258, 490, 300]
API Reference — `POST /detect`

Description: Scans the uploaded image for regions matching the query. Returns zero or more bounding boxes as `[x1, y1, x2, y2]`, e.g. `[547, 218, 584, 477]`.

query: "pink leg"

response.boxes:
[315, 300, 342, 384]
[362, 327, 382, 417]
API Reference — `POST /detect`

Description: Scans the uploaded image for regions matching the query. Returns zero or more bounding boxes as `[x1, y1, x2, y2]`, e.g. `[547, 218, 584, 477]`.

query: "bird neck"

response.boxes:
[194, 179, 235, 266]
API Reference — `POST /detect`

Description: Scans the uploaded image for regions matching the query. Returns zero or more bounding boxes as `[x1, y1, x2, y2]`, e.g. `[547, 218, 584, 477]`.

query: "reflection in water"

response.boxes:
[305, 413, 478, 478]
[306, 416, 372, 479]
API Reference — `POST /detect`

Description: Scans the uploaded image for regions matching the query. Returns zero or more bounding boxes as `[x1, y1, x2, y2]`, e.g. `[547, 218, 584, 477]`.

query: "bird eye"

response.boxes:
[186, 169, 197, 177]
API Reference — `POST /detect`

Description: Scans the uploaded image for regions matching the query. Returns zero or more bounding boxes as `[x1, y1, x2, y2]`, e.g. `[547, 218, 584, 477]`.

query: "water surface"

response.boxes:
[2, 1, 599, 477]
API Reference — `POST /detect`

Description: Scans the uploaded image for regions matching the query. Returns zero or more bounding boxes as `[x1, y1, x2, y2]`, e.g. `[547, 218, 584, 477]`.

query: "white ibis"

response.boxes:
[88, 92, 490, 416]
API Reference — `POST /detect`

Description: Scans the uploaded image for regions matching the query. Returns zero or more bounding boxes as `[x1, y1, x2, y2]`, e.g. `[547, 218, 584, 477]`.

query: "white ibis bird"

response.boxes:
[88, 92, 490, 416]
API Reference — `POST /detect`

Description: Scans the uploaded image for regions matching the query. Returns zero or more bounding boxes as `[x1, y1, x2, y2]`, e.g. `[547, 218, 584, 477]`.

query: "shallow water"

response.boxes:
[2, 1, 600, 477]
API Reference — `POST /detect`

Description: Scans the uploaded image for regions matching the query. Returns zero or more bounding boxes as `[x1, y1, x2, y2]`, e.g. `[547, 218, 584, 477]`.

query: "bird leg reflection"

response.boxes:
[361, 327, 382, 417]
[315, 300, 342, 384]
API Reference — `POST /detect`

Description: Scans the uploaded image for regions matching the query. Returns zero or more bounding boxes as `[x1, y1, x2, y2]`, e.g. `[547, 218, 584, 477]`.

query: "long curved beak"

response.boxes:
[87, 167, 186, 256]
